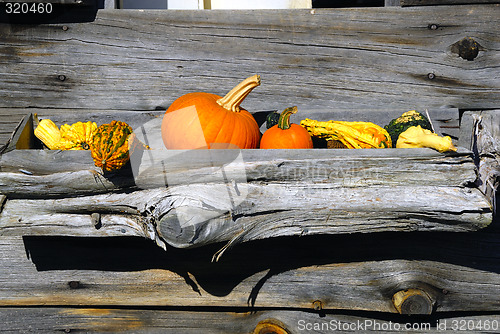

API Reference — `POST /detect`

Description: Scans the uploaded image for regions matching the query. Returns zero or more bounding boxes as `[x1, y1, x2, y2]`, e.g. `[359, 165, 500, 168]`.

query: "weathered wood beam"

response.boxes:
[0, 6, 498, 113]
[0, 182, 492, 250]
[0, 147, 478, 194]
[1, 234, 499, 313]
[0, 108, 490, 247]
[1, 307, 499, 333]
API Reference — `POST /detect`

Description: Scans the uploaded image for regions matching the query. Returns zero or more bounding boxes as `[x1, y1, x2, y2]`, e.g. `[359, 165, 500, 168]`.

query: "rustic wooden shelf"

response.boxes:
[0, 5, 499, 333]
[0, 111, 493, 255]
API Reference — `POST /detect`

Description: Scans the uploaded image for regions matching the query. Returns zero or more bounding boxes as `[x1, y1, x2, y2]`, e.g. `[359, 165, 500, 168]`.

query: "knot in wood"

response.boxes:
[392, 288, 434, 315]
[91, 212, 102, 229]
[68, 281, 81, 289]
[451, 37, 483, 61]
[313, 300, 323, 311]
[253, 319, 291, 334]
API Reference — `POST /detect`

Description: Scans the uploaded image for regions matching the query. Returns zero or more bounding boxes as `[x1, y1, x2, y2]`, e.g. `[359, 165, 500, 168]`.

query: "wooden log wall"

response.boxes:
[0, 111, 492, 251]
[0, 4, 499, 333]
[0, 112, 498, 332]
[0, 230, 500, 332]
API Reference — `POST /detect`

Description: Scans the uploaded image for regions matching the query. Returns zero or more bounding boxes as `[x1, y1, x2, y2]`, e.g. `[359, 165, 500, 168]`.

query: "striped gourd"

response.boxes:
[89, 120, 136, 172]
[300, 118, 392, 149]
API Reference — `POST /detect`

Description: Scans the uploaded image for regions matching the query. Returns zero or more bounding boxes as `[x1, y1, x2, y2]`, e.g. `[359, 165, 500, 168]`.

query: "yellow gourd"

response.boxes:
[34, 115, 97, 150]
[396, 126, 457, 152]
[60, 121, 97, 150]
[34, 117, 63, 150]
[300, 118, 392, 149]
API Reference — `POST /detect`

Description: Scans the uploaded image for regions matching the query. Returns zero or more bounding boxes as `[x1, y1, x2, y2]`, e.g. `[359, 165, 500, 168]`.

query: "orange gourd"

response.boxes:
[161, 75, 261, 149]
[260, 106, 313, 149]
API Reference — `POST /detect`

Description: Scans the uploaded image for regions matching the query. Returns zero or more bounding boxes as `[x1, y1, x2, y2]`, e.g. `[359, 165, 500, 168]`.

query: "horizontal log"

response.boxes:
[0, 109, 490, 245]
[155, 184, 492, 250]
[0, 234, 499, 313]
[131, 147, 475, 190]
[0, 147, 477, 196]
[0, 6, 498, 113]
[1, 307, 499, 333]
[0, 167, 141, 197]
[0, 183, 492, 249]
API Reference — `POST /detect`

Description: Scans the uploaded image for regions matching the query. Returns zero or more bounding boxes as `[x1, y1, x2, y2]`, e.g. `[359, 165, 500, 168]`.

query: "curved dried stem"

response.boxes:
[216, 74, 261, 112]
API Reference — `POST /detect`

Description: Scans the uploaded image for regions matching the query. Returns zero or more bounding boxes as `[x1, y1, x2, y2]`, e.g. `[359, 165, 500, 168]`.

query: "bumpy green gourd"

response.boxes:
[89, 120, 136, 171]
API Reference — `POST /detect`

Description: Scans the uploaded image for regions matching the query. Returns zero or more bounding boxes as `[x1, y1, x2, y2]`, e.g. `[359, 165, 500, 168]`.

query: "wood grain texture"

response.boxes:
[0, 183, 492, 251]
[0, 111, 492, 248]
[0, 144, 492, 247]
[460, 109, 500, 207]
[1, 307, 499, 333]
[0, 6, 499, 325]
[0, 233, 499, 313]
[0, 6, 498, 114]
[0, 147, 478, 193]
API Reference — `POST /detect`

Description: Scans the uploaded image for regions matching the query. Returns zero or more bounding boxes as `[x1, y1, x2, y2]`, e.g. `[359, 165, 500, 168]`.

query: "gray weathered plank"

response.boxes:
[1, 307, 499, 333]
[0, 147, 478, 194]
[0, 6, 498, 113]
[0, 234, 499, 313]
[0, 183, 492, 250]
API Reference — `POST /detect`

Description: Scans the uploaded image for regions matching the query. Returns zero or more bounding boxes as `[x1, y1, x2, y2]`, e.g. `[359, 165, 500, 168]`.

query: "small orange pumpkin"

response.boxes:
[161, 75, 261, 149]
[260, 106, 313, 149]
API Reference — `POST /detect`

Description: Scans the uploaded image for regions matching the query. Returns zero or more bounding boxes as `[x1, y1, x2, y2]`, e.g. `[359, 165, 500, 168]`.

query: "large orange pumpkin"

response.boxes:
[260, 106, 313, 149]
[161, 75, 261, 149]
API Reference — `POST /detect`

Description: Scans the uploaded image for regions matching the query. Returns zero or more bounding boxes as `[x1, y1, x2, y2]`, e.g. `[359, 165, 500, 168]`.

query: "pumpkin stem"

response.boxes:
[216, 74, 261, 112]
[278, 106, 298, 130]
